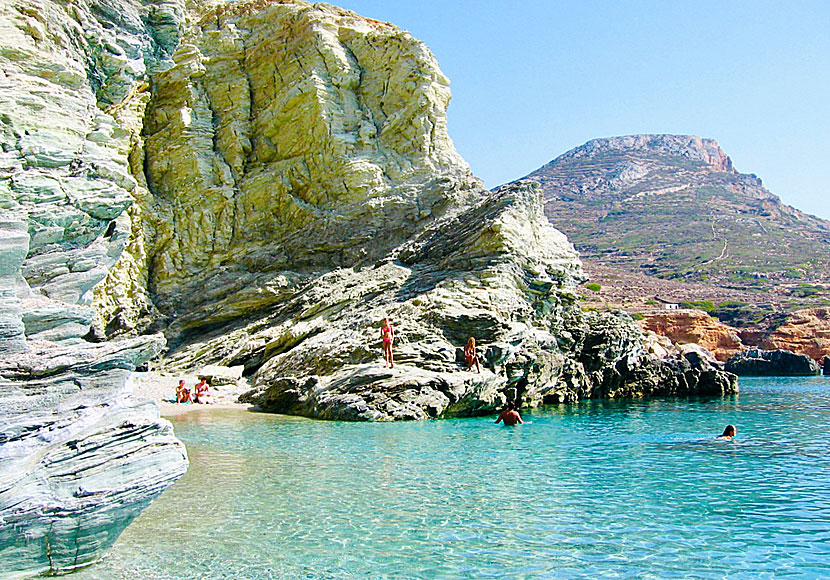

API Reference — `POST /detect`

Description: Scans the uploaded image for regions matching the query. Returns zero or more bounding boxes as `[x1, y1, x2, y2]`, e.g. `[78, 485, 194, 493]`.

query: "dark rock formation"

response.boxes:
[725, 348, 821, 376]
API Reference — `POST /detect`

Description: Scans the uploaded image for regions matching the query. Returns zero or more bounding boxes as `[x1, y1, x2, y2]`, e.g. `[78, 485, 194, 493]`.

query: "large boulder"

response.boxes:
[725, 348, 820, 376]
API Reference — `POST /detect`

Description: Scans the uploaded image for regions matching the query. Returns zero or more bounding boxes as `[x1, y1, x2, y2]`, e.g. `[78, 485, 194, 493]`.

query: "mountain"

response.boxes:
[526, 135, 830, 315]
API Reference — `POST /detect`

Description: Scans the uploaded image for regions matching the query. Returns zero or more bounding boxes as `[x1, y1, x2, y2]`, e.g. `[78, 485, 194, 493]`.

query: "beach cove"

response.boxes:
[73, 376, 830, 579]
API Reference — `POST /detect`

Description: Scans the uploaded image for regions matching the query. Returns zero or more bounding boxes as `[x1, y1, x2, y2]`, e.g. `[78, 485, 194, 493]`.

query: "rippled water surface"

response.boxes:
[74, 377, 830, 579]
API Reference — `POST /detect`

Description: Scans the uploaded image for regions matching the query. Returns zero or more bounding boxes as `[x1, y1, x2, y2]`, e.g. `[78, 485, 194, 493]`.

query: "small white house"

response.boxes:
[664, 303, 680, 310]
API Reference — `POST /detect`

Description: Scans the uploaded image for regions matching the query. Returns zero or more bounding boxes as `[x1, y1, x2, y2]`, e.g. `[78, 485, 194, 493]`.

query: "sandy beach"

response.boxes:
[130, 371, 253, 417]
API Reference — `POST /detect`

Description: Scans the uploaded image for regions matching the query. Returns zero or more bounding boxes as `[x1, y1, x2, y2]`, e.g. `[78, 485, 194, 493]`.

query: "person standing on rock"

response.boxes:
[495, 402, 524, 426]
[381, 318, 394, 368]
[464, 337, 481, 373]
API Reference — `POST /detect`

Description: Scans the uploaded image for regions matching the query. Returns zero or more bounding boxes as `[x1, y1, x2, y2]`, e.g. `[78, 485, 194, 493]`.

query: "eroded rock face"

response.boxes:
[757, 308, 830, 362]
[639, 309, 744, 362]
[0, 0, 188, 577]
[725, 348, 820, 376]
[130, 0, 480, 342]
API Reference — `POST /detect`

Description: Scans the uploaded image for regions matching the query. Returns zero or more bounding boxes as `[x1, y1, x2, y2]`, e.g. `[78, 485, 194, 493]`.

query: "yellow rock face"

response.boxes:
[139, 0, 479, 323]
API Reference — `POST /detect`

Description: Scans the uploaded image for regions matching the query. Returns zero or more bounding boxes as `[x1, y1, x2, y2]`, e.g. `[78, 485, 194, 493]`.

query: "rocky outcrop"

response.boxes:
[725, 348, 821, 376]
[756, 308, 830, 362]
[638, 309, 743, 362]
[108, 0, 480, 343]
[0, 0, 188, 577]
[227, 180, 738, 420]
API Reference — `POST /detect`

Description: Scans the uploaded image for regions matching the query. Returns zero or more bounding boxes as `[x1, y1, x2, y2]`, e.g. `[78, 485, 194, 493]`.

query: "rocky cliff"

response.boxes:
[755, 308, 830, 361]
[0, 0, 188, 577]
[1, 2, 738, 577]
[639, 309, 743, 362]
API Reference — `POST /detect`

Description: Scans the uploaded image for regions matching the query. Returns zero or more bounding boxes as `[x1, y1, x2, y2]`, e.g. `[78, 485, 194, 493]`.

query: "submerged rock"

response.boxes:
[725, 348, 820, 376]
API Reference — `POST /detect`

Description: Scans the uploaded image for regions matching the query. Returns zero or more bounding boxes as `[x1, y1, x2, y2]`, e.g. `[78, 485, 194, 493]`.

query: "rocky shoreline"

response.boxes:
[0, 0, 738, 577]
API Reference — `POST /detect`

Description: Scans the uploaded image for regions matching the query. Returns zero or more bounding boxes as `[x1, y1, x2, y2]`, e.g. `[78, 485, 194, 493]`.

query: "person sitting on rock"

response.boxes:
[464, 337, 481, 373]
[176, 379, 191, 403]
[495, 402, 524, 426]
[381, 318, 394, 368]
[716, 424, 736, 440]
[193, 379, 212, 404]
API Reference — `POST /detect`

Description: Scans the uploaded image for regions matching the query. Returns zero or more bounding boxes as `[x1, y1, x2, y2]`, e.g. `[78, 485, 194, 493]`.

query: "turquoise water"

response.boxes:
[73, 377, 830, 579]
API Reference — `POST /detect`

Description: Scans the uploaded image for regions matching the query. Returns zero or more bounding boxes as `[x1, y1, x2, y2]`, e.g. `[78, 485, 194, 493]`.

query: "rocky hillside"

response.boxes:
[0, 3, 737, 577]
[527, 135, 830, 314]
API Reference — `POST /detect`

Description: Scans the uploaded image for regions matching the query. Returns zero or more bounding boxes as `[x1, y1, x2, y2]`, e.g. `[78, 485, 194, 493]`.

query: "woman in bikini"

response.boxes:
[176, 379, 191, 403]
[381, 318, 394, 368]
[464, 337, 481, 373]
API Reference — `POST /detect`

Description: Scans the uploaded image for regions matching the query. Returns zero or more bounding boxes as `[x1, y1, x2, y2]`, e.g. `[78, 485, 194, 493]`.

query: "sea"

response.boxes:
[72, 376, 830, 579]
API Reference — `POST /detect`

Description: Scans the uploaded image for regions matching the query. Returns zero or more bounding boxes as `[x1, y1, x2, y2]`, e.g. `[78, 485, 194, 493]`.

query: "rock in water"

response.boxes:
[725, 348, 820, 376]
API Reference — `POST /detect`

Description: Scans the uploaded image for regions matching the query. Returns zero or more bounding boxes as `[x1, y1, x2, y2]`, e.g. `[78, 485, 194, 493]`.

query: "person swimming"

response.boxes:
[716, 424, 736, 440]
[495, 402, 524, 426]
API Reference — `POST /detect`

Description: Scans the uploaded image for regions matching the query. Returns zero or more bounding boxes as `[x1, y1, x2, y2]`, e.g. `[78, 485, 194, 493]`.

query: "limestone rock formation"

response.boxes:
[125, 0, 480, 343]
[0, 0, 188, 577]
[639, 309, 743, 362]
[725, 348, 820, 376]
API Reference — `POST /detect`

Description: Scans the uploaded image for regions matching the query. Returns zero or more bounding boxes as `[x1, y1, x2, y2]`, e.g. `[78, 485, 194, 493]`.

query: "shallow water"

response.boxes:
[73, 377, 830, 579]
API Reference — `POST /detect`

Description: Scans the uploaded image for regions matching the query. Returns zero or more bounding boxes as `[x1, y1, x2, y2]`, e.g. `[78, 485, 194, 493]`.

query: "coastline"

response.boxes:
[130, 371, 252, 418]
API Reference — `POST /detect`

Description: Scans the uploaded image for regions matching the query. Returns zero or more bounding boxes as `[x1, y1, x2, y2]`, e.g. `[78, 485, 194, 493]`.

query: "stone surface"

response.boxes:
[0, 1, 188, 577]
[725, 348, 821, 376]
[129, 0, 480, 343]
[639, 309, 743, 362]
[757, 308, 830, 362]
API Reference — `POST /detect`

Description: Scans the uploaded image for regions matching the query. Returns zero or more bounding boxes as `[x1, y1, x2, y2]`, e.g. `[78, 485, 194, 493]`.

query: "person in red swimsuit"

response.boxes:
[380, 318, 394, 368]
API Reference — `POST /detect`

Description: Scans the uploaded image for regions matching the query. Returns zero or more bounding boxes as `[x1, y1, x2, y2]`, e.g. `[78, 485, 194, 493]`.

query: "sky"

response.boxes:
[332, 0, 830, 220]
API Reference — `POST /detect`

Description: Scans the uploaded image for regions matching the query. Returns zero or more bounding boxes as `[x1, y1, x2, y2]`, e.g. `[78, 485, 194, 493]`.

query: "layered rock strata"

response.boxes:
[757, 308, 830, 362]
[639, 309, 743, 362]
[0, 0, 188, 577]
[113, 0, 480, 343]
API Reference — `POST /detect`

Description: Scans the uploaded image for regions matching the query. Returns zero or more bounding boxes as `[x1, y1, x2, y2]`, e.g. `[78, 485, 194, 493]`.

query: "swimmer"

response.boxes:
[716, 424, 736, 440]
[495, 402, 524, 426]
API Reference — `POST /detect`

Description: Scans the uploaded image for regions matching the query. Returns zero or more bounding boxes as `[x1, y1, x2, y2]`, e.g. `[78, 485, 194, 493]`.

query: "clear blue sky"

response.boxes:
[333, 1, 830, 220]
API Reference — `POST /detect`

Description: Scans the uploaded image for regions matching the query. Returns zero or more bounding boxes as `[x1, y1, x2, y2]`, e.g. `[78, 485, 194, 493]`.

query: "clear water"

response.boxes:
[72, 377, 830, 579]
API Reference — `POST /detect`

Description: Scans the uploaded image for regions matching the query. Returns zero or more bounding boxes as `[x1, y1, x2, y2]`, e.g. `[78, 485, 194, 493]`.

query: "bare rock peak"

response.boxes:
[555, 134, 734, 173]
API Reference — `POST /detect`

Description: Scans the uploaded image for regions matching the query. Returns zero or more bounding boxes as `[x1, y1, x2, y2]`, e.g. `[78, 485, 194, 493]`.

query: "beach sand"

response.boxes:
[131, 371, 253, 417]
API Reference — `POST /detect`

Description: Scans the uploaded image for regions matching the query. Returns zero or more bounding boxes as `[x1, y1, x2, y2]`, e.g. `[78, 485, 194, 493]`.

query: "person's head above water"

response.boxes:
[721, 424, 736, 438]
